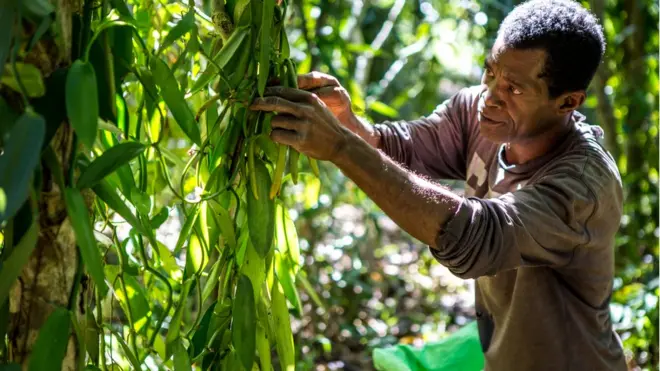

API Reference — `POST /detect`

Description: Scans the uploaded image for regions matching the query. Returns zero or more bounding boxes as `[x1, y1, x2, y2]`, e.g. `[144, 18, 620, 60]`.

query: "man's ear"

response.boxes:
[555, 91, 585, 114]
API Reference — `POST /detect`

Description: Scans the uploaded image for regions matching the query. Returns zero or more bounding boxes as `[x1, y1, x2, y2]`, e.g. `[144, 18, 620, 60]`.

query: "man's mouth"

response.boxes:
[478, 111, 505, 125]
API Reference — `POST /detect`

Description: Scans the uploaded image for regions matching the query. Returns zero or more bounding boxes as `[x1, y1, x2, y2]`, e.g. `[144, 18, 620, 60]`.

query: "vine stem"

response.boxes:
[132, 230, 173, 363]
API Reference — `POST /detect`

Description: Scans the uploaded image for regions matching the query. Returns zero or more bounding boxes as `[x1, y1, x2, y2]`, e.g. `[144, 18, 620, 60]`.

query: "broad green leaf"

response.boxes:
[233, 274, 256, 371]
[271, 280, 295, 371]
[190, 26, 250, 94]
[258, 0, 275, 96]
[149, 57, 201, 145]
[66, 60, 99, 149]
[84, 366, 102, 371]
[130, 187, 151, 216]
[0, 220, 38, 306]
[0, 4, 15, 78]
[77, 142, 146, 189]
[247, 160, 274, 257]
[20, 0, 54, 18]
[256, 322, 272, 371]
[274, 253, 302, 316]
[1, 63, 45, 98]
[189, 303, 214, 358]
[208, 200, 237, 250]
[28, 308, 70, 371]
[108, 328, 141, 370]
[165, 279, 193, 357]
[241, 240, 265, 304]
[173, 339, 192, 371]
[0, 111, 45, 224]
[276, 204, 300, 272]
[156, 242, 179, 277]
[150, 207, 170, 229]
[160, 10, 195, 52]
[64, 188, 108, 296]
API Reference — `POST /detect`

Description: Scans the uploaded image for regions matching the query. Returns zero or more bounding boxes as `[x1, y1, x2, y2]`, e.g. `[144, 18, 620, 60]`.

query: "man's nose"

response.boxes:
[483, 82, 504, 109]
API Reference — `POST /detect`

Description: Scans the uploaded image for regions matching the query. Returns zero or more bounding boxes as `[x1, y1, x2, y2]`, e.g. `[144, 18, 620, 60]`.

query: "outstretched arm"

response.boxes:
[250, 86, 461, 248]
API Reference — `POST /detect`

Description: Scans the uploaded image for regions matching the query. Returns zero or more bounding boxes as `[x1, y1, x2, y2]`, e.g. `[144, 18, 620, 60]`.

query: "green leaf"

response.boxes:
[208, 200, 237, 250]
[274, 253, 302, 316]
[241, 240, 265, 304]
[77, 142, 146, 189]
[233, 274, 256, 371]
[160, 11, 195, 52]
[0, 111, 45, 224]
[166, 279, 193, 357]
[369, 100, 399, 119]
[28, 308, 70, 371]
[0, 3, 15, 78]
[276, 204, 300, 272]
[189, 303, 214, 358]
[150, 207, 170, 229]
[258, 0, 275, 96]
[173, 339, 192, 371]
[0, 219, 38, 305]
[64, 188, 108, 296]
[66, 60, 99, 149]
[1, 63, 45, 98]
[149, 57, 201, 145]
[20, 0, 54, 18]
[271, 280, 295, 371]
[190, 26, 250, 94]
[247, 160, 274, 257]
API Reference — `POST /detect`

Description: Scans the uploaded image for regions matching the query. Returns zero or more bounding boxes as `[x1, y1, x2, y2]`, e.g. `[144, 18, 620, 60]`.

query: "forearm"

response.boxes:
[342, 113, 381, 149]
[332, 132, 462, 248]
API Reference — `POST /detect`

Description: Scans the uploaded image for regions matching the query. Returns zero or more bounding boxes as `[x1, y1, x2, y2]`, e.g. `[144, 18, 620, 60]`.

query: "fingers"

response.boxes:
[250, 96, 312, 117]
[271, 114, 304, 131]
[297, 71, 340, 90]
[264, 86, 323, 106]
[310, 86, 345, 100]
[270, 128, 299, 147]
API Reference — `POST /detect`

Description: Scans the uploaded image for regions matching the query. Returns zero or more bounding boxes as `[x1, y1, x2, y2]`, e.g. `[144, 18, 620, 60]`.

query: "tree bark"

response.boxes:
[6, 1, 83, 370]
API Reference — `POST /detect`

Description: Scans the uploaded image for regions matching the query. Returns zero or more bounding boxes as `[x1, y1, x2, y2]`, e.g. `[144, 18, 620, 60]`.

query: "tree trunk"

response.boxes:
[6, 1, 82, 369]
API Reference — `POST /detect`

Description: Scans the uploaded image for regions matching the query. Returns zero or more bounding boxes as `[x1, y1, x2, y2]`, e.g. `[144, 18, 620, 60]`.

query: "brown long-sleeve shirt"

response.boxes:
[374, 86, 627, 371]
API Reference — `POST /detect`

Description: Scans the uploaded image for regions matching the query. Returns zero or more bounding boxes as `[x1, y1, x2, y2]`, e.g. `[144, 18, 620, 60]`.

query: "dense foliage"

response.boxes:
[0, 0, 656, 370]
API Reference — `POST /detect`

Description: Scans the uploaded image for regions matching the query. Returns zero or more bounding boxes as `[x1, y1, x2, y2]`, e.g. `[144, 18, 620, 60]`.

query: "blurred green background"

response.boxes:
[233, 0, 657, 369]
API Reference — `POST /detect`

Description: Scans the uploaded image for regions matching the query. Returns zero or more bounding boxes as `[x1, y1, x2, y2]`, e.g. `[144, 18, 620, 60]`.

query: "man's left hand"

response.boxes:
[249, 86, 352, 162]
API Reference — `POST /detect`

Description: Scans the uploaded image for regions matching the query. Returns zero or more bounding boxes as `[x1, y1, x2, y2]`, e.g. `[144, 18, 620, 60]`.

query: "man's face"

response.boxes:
[478, 37, 559, 144]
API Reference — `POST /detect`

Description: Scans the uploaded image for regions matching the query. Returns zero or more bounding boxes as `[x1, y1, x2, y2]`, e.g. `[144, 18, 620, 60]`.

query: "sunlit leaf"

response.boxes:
[1, 63, 45, 97]
[64, 188, 108, 296]
[66, 60, 99, 149]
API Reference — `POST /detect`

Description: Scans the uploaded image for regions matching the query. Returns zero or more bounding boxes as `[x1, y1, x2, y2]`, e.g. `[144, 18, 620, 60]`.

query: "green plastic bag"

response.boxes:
[373, 321, 485, 371]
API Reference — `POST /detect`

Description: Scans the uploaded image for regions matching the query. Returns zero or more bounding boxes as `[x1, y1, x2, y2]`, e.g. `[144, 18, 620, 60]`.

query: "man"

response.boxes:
[251, 0, 627, 369]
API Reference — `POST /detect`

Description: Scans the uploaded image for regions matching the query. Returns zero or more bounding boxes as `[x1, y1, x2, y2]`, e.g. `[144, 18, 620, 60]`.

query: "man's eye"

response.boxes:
[510, 86, 522, 95]
[485, 68, 494, 77]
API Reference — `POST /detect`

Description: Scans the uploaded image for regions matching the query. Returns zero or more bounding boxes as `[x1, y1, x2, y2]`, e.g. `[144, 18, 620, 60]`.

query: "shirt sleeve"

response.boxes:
[429, 161, 622, 279]
[373, 87, 478, 180]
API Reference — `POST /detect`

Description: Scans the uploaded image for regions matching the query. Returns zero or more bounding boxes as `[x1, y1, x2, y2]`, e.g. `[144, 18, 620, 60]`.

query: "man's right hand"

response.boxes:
[296, 71, 380, 148]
